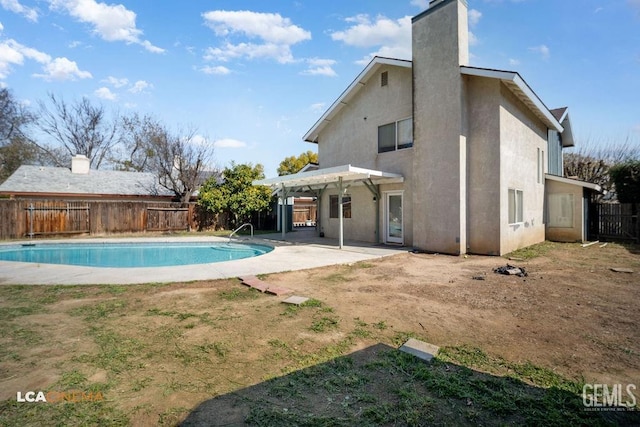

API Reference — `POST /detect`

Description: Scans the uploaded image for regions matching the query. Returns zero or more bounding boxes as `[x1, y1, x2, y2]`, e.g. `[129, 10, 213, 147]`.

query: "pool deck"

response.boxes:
[0, 229, 408, 285]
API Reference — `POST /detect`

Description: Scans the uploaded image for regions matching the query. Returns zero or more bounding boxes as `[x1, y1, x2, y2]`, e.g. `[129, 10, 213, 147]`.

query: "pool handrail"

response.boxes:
[229, 223, 253, 241]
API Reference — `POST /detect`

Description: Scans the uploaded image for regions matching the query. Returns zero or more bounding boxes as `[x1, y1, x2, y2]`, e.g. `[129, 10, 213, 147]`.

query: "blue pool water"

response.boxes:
[0, 242, 273, 268]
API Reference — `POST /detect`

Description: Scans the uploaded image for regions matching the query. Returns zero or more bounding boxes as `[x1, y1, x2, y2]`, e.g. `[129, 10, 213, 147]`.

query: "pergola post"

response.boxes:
[281, 184, 287, 241]
[338, 177, 344, 249]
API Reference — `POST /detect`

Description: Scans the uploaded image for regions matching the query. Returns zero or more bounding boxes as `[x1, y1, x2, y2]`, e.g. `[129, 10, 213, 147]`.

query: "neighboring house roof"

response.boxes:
[303, 57, 412, 143]
[0, 165, 174, 198]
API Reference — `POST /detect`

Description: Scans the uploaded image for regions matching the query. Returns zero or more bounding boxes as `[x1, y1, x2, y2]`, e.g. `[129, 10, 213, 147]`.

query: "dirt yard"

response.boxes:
[0, 241, 638, 425]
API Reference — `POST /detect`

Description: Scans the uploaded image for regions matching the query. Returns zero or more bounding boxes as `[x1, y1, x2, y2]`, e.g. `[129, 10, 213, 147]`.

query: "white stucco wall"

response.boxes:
[316, 64, 414, 245]
[466, 76, 502, 255]
[498, 84, 547, 254]
[545, 180, 585, 242]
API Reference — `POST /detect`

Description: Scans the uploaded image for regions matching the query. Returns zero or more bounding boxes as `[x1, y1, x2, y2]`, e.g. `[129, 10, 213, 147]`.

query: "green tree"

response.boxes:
[198, 162, 272, 228]
[609, 160, 640, 203]
[277, 150, 318, 176]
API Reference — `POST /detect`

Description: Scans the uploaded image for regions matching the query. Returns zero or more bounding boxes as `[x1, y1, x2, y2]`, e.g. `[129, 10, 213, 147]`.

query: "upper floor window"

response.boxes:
[378, 117, 413, 153]
[381, 71, 388, 87]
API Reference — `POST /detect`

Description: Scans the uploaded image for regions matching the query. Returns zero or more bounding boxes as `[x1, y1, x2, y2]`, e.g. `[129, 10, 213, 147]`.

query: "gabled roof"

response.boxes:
[550, 107, 575, 147]
[303, 57, 571, 145]
[0, 165, 174, 198]
[303, 57, 412, 143]
[460, 66, 564, 133]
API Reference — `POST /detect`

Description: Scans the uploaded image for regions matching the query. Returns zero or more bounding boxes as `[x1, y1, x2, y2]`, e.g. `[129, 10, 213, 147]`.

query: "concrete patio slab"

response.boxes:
[282, 296, 310, 305]
[0, 231, 407, 285]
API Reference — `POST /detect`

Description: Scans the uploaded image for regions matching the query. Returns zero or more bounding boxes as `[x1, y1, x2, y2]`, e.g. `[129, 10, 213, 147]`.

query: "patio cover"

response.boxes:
[253, 164, 404, 248]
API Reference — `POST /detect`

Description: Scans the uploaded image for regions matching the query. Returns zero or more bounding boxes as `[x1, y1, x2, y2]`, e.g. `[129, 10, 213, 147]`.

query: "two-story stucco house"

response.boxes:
[255, 0, 601, 255]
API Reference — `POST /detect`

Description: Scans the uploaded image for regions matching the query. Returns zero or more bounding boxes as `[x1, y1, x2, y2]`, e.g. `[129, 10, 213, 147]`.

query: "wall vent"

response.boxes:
[381, 71, 388, 87]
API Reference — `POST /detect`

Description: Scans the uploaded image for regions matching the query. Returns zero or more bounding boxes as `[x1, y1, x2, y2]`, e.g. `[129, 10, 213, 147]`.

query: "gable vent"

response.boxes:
[381, 71, 388, 87]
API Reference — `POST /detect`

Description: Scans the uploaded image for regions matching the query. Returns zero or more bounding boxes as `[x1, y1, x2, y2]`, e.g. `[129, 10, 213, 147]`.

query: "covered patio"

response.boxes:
[254, 164, 404, 248]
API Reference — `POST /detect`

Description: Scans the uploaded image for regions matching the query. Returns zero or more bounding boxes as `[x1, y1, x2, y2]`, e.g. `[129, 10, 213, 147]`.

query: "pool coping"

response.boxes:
[0, 233, 408, 285]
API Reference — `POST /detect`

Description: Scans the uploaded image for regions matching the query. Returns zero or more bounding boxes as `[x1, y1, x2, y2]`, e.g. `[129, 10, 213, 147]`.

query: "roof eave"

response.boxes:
[460, 66, 564, 133]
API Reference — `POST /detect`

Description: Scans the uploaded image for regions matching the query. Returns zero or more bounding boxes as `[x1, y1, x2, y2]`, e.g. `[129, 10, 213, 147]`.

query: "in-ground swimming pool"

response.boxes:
[0, 242, 273, 268]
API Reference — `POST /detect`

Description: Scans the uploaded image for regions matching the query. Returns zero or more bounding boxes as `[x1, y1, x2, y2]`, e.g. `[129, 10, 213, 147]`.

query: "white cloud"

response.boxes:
[309, 102, 325, 112]
[68, 40, 82, 48]
[0, 39, 51, 79]
[469, 31, 478, 46]
[103, 75, 128, 88]
[204, 42, 295, 64]
[94, 86, 116, 100]
[213, 138, 247, 148]
[331, 15, 412, 64]
[1, 0, 38, 22]
[301, 58, 337, 77]
[202, 10, 310, 65]
[0, 22, 3, 33]
[508, 58, 520, 66]
[128, 80, 152, 93]
[48, 0, 164, 53]
[203, 10, 310, 44]
[529, 44, 550, 60]
[200, 65, 231, 75]
[410, 0, 429, 9]
[33, 57, 92, 81]
[468, 9, 482, 27]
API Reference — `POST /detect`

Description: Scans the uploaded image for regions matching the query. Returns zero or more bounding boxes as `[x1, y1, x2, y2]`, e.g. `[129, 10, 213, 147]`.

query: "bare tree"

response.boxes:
[37, 93, 120, 168]
[564, 137, 640, 199]
[120, 113, 216, 204]
[0, 88, 39, 182]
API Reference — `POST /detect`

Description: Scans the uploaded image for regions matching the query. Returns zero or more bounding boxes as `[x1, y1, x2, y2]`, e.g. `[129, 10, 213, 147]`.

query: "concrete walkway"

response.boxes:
[0, 229, 407, 285]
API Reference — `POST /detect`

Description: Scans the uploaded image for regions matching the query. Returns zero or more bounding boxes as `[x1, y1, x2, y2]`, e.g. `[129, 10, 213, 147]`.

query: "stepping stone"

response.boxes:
[265, 286, 293, 296]
[239, 276, 269, 292]
[399, 338, 440, 362]
[282, 296, 310, 305]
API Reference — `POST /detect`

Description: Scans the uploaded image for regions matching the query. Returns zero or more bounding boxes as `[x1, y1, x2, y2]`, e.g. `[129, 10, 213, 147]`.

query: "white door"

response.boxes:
[385, 192, 403, 244]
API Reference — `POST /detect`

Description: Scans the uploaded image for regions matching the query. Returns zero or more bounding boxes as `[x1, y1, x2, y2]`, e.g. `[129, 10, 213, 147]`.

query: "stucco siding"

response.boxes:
[411, 0, 468, 254]
[498, 84, 547, 254]
[466, 76, 502, 255]
[318, 65, 413, 173]
[545, 180, 585, 242]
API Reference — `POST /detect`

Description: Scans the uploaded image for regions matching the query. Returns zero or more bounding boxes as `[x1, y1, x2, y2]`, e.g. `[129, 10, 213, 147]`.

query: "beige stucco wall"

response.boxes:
[545, 180, 585, 242]
[466, 76, 502, 255]
[315, 64, 414, 245]
[411, 0, 469, 255]
[498, 84, 547, 255]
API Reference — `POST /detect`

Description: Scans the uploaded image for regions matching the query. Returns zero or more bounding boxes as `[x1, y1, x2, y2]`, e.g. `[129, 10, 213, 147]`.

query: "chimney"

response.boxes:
[411, 0, 469, 255]
[71, 154, 90, 174]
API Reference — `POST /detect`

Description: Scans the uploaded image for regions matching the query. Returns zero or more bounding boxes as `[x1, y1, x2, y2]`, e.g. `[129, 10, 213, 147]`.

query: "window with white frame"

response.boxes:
[378, 117, 413, 153]
[508, 189, 523, 224]
[548, 193, 574, 228]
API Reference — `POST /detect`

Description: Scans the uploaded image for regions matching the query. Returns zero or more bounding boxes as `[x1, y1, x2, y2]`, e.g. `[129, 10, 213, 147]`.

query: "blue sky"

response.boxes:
[1, 0, 639, 176]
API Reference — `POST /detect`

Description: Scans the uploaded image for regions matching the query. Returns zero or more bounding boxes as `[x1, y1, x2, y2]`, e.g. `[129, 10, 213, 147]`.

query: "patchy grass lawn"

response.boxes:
[0, 242, 639, 426]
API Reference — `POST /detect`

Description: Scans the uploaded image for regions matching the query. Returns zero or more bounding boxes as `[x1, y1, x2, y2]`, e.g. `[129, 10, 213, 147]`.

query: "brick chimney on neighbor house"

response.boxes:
[71, 154, 90, 174]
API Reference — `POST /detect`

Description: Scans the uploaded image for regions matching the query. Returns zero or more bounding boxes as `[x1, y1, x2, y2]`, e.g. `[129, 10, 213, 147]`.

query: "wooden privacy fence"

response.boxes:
[591, 203, 639, 242]
[0, 199, 196, 240]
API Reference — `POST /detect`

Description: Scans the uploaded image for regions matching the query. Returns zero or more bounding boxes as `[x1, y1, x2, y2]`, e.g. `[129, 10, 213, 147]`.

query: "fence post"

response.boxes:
[28, 203, 34, 239]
